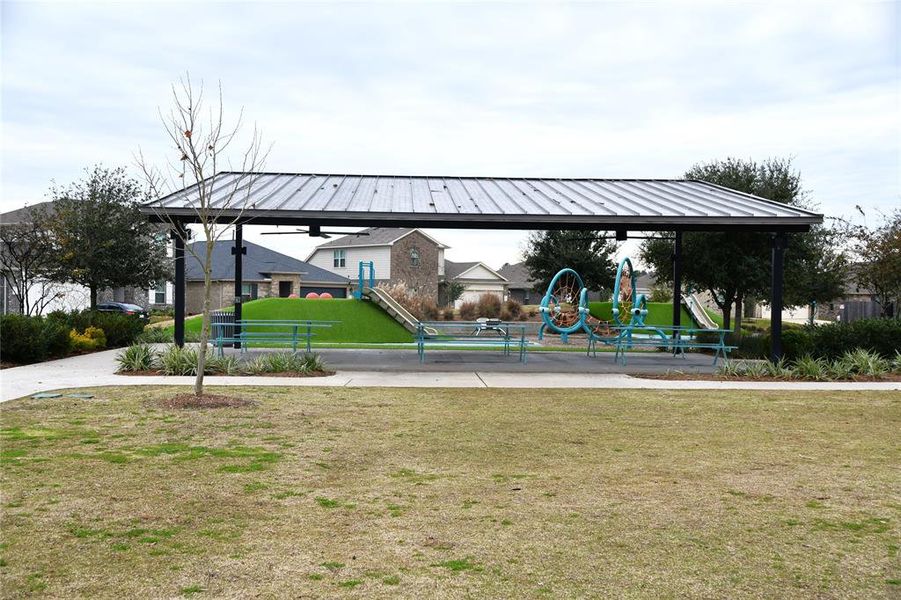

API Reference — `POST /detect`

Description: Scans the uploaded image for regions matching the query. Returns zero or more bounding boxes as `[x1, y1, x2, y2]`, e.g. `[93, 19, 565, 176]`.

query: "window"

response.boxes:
[241, 283, 258, 300]
[410, 247, 421, 267]
[153, 284, 166, 304]
[333, 249, 346, 268]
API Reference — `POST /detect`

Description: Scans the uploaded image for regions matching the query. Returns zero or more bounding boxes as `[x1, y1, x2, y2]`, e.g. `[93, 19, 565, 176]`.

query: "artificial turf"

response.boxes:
[588, 301, 695, 327]
[175, 298, 413, 344]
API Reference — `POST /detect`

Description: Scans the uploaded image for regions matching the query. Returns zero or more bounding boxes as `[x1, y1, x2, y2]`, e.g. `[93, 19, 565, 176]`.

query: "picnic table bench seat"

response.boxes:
[417, 320, 530, 363]
[211, 319, 339, 355]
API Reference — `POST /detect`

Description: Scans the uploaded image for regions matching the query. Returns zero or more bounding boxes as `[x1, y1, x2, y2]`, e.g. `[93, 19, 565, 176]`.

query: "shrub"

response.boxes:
[477, 294, 502, 318]
[0, 314, 46, 364]
[792, 355, 829, 381]
[735, 333, 768, 359]
[116, 343, 157, 372]
[137, 327, 171, 343]
[763, 357, 793, 379]
[47, 310, 145, 348]
[893, 351, 901, 374]
[206, 353, 241, 375]
[241, 351, 325, 375]
[838, 348, 889, 377]
[781, 318, 901, 361]
[459, 301, 478, 321]
[500, 308, 513, 321]
[158, 345, 199, 376]
[503, 299, 522, 319]
[41, 319, 72, 359]
[440, 308, 455, 321]
[419, 299, 440, 321]
[69, 326, 107, 352]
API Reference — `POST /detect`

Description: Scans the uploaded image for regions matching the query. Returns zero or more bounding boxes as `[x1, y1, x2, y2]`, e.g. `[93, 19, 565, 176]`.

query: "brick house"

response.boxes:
[177, 240, 348, 314]
[306, 228, 448, 298]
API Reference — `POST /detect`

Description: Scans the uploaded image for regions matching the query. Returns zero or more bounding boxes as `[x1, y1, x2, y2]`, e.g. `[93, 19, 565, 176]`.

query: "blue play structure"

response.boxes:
[354, 261, 375, 299]
[538, 257, 735, 364]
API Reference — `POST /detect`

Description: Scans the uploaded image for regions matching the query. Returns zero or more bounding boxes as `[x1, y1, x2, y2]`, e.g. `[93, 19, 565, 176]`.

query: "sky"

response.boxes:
[1, 0, 898, 269]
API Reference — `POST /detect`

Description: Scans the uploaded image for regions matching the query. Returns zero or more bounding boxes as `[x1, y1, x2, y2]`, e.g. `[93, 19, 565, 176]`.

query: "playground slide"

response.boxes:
[682, 292, 717, 329]
[362, 286, 420, 334]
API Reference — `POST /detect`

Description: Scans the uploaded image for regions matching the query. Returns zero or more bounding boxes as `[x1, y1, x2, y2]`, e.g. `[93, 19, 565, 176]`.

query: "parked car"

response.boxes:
[96, 302, 149, 320]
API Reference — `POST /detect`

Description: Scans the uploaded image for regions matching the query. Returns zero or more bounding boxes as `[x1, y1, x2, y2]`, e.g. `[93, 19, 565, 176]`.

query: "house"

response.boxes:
[174, 240, 349, 314]
[497, 262, 537, 304]
[445, 261, 508, 308]
[0, 201, 96, 314]
[306, 227, 448, 297]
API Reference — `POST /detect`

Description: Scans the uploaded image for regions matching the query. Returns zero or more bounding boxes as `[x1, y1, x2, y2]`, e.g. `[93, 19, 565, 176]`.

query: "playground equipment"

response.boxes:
[538, 257, 735, 364]
[354, 261, 375, 299]
[538, 256, 664, 344]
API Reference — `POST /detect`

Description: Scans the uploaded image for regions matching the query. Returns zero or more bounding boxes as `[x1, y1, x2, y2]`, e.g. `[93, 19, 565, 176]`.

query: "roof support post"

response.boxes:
[232, 224, 246, 349]
[769, 233, 788, 362]
[172, 223, 186, 347]
[671, 231, 683, 338]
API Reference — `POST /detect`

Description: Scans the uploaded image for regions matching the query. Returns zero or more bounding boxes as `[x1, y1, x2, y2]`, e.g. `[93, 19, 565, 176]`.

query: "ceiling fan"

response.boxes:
[261, 225, 370, 239]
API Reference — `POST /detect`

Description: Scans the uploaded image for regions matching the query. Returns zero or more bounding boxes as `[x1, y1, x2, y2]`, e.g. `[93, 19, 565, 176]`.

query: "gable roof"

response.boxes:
[0, 201, 57, 225]
[312, 227, 448, 250]
[186, 239, 346, 283]
[445, 260, 507, 281]
[497, 262, 535, 288]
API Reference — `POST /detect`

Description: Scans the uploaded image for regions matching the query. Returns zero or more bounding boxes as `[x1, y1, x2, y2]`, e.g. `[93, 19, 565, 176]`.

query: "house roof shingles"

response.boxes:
[186, 240, 346, 284]
[314, 227, 416, 249]
[497, 262, 534, 289]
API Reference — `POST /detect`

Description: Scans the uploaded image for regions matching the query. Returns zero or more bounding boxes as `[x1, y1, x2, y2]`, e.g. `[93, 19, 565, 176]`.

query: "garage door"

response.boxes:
[298, 286, 347, 298]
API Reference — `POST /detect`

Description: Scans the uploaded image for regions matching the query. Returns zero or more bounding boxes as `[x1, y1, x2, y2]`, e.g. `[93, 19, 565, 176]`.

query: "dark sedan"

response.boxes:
[96, 302, 149, 320]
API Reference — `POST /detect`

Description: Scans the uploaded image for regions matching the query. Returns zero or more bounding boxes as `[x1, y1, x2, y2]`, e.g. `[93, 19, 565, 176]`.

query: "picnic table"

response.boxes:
[211, 319, 339, 355]
[416, 321, 530, 363]
[588, 325, 736, 366]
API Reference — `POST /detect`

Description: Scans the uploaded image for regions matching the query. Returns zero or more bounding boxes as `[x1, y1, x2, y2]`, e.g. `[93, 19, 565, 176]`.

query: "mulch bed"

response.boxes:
[157, 393, 257, 409]
[636, 373, 901, 382]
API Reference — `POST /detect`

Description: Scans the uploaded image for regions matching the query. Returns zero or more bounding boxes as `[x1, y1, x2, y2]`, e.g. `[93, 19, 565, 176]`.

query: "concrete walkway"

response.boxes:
[1, 348, 899, 402]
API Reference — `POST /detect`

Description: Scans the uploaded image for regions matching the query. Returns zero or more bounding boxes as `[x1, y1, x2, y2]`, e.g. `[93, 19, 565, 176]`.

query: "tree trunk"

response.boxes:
[733, 294, 743, 338]
[722, 304, 732, 331]
[90, 284, 98, 310]
[194, 237, 215, 397]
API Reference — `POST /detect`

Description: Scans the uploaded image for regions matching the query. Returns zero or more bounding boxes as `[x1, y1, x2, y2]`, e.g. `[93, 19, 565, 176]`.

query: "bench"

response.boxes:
[588, 325, 737, 366]
[416, 321, 530, 363]
[212, 319, 339, 356]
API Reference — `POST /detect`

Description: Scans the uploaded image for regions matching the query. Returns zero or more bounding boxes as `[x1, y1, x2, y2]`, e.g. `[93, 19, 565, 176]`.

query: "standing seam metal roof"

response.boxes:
[144, 173, 822, 230]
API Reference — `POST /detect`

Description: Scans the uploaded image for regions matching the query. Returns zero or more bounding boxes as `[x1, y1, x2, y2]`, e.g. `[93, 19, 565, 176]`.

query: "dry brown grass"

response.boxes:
[1, 387, 899, 598]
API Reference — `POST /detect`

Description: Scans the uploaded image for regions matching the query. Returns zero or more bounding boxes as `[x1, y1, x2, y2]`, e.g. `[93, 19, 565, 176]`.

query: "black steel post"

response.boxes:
[232, 224, 245, 348]
[672, 230, 683, 337]
[770, 233, 787, 362]
[172, 224, 186, 347]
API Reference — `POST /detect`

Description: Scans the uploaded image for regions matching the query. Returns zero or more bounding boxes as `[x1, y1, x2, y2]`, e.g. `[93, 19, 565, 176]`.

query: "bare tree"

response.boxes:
[0, 207, 64, 315]
[138, 75, 268, 397]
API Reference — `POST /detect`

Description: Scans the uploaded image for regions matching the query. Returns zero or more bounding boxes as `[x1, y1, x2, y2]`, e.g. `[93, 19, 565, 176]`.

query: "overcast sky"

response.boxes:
[1, 1, 897, 268]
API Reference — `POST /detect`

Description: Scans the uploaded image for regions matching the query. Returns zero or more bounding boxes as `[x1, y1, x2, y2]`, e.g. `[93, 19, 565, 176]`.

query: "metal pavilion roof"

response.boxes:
[142, 172, 823, 231]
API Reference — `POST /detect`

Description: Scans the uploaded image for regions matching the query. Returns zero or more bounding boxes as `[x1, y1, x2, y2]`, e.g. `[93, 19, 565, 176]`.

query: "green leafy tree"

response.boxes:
[524, 230, 618, 294]
[848, 209, 901, 317]
[45, 166, 170, 309]
[641, 157, 846, 331]
[0, 205, 61, 315]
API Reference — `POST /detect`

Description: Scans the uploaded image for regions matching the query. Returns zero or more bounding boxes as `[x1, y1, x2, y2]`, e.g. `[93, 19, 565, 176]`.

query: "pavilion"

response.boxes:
[141, 173, 823, 361]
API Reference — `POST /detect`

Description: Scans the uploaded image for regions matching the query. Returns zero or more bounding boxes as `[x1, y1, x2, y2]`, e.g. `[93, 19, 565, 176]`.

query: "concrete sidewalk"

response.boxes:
[2, 348, 899, 402]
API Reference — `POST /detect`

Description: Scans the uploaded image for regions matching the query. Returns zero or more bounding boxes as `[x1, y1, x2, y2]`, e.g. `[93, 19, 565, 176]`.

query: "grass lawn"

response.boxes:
[589, 301, 694, 327]
[172, 298, 413, 344]
[2, 387, 899, 598]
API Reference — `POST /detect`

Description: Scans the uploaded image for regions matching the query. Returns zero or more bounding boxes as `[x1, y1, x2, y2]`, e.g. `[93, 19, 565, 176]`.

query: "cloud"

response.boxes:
[1, 0, 896, 268]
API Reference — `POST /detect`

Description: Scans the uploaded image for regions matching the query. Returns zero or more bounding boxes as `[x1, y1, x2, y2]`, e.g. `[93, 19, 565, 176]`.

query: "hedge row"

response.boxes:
[0, 310, 145, 364]
[697, 318, 900, 361]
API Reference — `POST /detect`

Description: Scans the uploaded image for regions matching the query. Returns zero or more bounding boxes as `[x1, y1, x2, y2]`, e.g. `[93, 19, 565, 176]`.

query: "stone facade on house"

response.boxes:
[389, 230, 441, 298]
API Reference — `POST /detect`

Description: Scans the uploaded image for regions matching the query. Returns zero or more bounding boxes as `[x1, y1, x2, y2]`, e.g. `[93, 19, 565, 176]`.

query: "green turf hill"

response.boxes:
[180, 298, 413, 344]
[588, 301, 695, 327]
